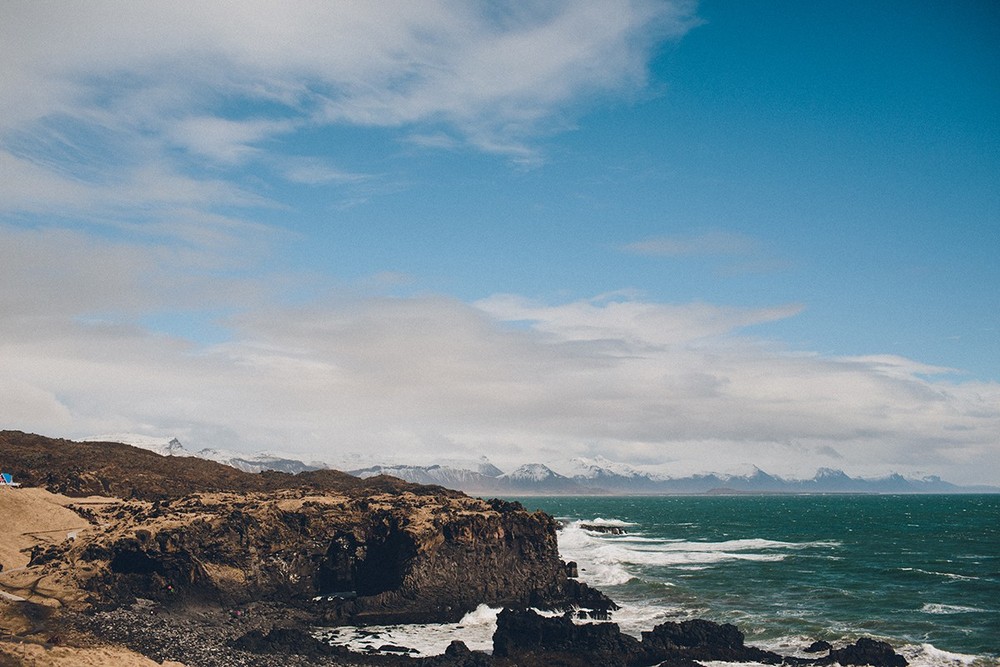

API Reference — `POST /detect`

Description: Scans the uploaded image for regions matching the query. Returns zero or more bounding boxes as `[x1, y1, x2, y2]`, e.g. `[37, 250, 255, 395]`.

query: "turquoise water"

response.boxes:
[510, 495, 999, 664]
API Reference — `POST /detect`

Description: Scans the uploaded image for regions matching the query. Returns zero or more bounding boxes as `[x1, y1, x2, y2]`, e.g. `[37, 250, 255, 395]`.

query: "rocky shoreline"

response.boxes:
[0, 431, 910, 667]
[57, 598, 908, 667]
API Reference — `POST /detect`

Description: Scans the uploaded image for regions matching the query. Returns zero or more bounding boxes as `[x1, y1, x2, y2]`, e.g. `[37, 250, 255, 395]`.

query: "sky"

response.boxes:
[2, 1, 998, 484]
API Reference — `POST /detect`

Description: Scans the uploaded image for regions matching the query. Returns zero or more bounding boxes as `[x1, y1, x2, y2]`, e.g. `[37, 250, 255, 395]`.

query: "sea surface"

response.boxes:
[518, 494, 1000, 666]
[320, 494, 999, 665]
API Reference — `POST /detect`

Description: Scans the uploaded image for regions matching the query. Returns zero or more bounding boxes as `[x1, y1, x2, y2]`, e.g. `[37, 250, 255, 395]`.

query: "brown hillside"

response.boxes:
[0, 430, 453, 501]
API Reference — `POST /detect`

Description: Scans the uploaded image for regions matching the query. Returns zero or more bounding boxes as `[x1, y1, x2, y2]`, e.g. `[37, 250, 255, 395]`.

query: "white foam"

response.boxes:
[578, 517, 638, 527]
[557, 520, 835, 586]
[900, 568, 980, 582]
[315, 604, 500, 657]
[698, 640, 994, 667]
[920, 603, 988, 615]
[315, 603, 686, 657]
[902, 642, 989, 667]
[609, 600, 698, 638]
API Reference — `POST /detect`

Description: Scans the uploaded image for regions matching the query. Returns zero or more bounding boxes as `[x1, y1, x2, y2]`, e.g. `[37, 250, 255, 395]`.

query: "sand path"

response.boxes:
[0, 487, 116, 572]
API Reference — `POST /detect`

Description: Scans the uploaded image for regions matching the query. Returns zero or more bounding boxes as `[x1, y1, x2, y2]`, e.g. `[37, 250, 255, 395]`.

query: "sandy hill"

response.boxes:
[0, 487, 112, 573]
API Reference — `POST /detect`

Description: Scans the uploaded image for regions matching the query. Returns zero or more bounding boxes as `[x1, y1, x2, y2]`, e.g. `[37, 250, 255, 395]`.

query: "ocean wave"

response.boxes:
[315, 604, 500, 657]
[573, 516, 638, 527]
[558, 521, 844, 587]
[743, 637, 992, 667]
[562, 520, 838, 549]
[920, 603, 988, 615]
[902, 642, 990, 667]
[899, 567, 980, 582]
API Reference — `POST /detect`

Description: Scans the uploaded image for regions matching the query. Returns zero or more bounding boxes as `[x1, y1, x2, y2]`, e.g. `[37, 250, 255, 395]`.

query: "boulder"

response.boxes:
[805, 640, 833, 653]
[493, 608, 641, 667]
[822, 637, 908, 667]
[640, 619, 783, 664]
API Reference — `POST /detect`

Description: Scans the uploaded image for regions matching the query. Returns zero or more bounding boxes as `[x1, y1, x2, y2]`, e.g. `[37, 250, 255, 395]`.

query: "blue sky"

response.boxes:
[2, 1, 998, 483]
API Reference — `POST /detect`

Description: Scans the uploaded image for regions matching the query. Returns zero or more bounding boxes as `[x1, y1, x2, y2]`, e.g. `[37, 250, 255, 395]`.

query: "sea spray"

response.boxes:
[315, 604, 501, 657]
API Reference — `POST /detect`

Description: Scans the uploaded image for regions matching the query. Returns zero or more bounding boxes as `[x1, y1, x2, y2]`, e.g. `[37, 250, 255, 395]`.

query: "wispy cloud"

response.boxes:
[622, 230, 761, 257]
[166, 116, 298, 165]
[475, 293, 803, 346]
[622, 230, 794, 276]
[0, 0, 702, 267]
[272, 157, 373, 186]
[2, 1, 699, 170]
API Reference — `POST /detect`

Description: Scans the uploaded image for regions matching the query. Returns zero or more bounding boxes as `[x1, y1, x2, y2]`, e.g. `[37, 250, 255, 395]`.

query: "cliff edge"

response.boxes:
[0, 431, 606, 624]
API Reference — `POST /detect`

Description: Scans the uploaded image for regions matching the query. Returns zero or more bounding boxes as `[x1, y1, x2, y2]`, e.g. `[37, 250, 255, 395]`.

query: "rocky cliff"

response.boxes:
[0, 431, 607, 625]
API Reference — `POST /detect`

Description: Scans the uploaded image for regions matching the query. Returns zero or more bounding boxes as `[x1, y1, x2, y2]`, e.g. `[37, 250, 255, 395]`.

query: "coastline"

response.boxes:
[0, 433, 986, 666]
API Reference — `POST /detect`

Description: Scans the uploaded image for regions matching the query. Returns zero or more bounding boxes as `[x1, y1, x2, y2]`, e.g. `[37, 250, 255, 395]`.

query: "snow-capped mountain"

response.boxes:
[567, 456, 654, 480]
[351, 464, 502, 490]
[498, 464, 597, 493]
[501, 463, 561, 483]
[349, 457, 996, 496]
[85, 434, 188, 457]
[85, 434, 323, 474]
[83, 435, 994, 495]
[195, 448, 324, 474]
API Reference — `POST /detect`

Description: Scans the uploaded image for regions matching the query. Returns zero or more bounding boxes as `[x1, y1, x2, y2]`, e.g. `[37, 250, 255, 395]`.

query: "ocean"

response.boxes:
[320, 494, 999, 665]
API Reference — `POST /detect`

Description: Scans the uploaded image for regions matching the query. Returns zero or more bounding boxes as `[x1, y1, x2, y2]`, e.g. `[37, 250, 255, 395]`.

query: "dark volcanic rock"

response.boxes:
[493, 609, 796, 667]
[640, 619, 782, 664]
[492, 611, 631, 667]
[231, 627, 344, 660]
[822, 637, 908, 667]
[493, 608, 641, 666]
[580, 523, 628, 535]
[641, 618, 745, 650]
[805, 640, 833, 653]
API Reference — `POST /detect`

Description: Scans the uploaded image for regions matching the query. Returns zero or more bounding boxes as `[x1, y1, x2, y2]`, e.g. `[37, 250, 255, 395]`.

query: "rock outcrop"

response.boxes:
[492, 609, 908, 667]
[821, 637, 908, 667]
[493, 609, 784, 666]
[1, 431, 610, 625]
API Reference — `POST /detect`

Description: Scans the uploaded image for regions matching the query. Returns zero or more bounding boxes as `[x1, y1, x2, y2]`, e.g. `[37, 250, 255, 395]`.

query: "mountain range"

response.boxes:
[351, 460, 999, 495]
[89, 435, 999, 495]
[83, 434, 325, 474]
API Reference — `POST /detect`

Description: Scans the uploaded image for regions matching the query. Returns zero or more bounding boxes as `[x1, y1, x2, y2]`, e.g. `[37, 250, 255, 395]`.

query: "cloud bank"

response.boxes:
[1, 227, 997, 484]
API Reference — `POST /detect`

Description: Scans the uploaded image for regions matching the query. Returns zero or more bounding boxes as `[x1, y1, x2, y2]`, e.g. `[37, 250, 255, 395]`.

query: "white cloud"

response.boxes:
[475, 292, 803, 345]
[1, 234, 997, 485]
[167, 116, 298, 165]
[0, 1, 701, 260]
[622, 231, 762, 257]
[272, 157, 373, 186]
[1, 1, 698, 166]
[621, 231, 794, 276]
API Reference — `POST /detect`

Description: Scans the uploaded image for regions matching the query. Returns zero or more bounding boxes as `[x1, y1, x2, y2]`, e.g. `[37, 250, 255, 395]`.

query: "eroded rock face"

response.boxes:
[30, 490, 605, 624]
[4, 431, 611, 629]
